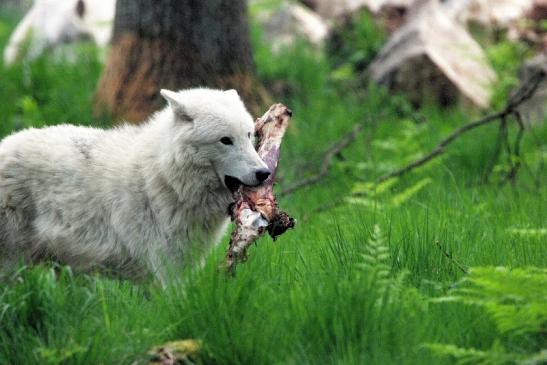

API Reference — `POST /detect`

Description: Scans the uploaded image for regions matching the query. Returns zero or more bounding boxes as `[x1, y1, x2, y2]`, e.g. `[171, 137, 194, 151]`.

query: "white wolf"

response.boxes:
[0, 88, 270, 282]
[3, 0, 115, 66]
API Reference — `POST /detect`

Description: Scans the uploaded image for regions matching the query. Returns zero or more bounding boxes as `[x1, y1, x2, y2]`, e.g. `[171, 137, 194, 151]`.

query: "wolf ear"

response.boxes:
[225, 89, 239, 98]
[75, 0, 86, 18]
[160, 89, 193, 123]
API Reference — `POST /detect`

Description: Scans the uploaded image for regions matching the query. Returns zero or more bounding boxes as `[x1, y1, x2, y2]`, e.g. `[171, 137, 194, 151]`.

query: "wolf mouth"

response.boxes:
[224, 175, 244, 193]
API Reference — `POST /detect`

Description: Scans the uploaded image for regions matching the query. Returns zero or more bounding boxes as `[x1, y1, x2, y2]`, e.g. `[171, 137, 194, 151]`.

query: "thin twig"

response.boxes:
[435, 240, 468, 274]
[279, 123, 364, 196]
[497, 115, 516, 185]
[483, 118, 506, 183]
[506, 111, 526, 184]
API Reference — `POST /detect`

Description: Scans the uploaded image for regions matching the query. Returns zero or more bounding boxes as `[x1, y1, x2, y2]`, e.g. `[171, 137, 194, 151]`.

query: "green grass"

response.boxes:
[1, 10, 546, 365]
[0, 12, 109, 138]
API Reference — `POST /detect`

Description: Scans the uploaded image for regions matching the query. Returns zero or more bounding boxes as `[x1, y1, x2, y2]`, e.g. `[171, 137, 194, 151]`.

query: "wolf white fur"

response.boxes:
[3, 0, 115, 66]
[0, 88, 269, 282]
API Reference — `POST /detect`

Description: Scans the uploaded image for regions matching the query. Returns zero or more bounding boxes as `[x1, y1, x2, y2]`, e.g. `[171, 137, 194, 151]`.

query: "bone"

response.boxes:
[225, 103, 296, 274]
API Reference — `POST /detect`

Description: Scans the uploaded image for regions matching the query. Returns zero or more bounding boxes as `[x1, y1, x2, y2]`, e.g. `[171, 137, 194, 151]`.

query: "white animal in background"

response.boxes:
[444, 0, 535, 27]
[0, 88, 270, 283]
[3, 0, 116, 66]
[259, 3, 330, 52]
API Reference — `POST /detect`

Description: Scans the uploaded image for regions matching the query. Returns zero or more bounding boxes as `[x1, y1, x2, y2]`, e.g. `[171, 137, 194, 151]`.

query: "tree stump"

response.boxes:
[95, 0, 269, 123]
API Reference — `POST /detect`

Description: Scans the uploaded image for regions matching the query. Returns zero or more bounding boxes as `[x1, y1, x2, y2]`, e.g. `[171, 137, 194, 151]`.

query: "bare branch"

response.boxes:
[377, 70, 546, 183]
[279, 123, 364, 196]
[377, 112, 505, 182]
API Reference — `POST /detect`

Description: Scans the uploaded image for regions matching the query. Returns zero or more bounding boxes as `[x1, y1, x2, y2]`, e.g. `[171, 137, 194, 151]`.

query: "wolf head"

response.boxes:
[160, 88, 270, 192]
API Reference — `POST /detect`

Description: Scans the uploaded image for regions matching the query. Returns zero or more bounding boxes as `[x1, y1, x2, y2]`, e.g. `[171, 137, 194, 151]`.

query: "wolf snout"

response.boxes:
[255, 168, 271, 183]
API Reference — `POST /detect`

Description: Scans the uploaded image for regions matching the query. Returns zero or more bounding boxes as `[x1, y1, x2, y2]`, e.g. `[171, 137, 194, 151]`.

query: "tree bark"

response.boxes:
[95, 0, 269, 123]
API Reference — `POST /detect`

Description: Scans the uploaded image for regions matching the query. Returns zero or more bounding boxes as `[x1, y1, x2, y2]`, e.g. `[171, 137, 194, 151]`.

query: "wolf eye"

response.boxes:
[220, 137, 233, 145]
[248, 132, 251, 139]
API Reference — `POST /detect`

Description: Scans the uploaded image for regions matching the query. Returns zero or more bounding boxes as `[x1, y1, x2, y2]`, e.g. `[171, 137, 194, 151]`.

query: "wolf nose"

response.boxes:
[256, 168, 271, 183]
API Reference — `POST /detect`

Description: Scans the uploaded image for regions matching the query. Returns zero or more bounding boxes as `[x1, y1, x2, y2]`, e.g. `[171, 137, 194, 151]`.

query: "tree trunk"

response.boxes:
[95, 0, 268, 123]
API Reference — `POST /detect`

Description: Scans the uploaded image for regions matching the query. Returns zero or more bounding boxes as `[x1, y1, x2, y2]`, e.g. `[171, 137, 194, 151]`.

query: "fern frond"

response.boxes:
[427, 266, 547, 365]
[440, 267, 547, 335]
[355, 224, 407, 302]
[391, 178, 432, 207]
[424, 341, 522, 365]
[357, 225, 390, 274]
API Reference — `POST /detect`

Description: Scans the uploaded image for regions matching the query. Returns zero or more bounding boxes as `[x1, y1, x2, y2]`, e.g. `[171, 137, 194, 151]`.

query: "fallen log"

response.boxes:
[368, 0, 497, 109]
[225, 104, 296, 274]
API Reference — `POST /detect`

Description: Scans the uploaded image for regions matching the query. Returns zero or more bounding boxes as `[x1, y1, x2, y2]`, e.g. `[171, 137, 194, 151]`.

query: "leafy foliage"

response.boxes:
[0, 7, 546, 365]
[435, 267, 547, 336]
[424, 342, 547, 365]
[327, 10, 387, 81]
[0, 15, 108, 139]
[390, 178, 432, 207]
[485, 40, 532, 109]
[426, 267, 547, 364]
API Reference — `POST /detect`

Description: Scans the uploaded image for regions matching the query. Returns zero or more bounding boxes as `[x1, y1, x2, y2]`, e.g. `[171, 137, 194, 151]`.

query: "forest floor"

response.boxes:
[0, 8, 546, 365]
